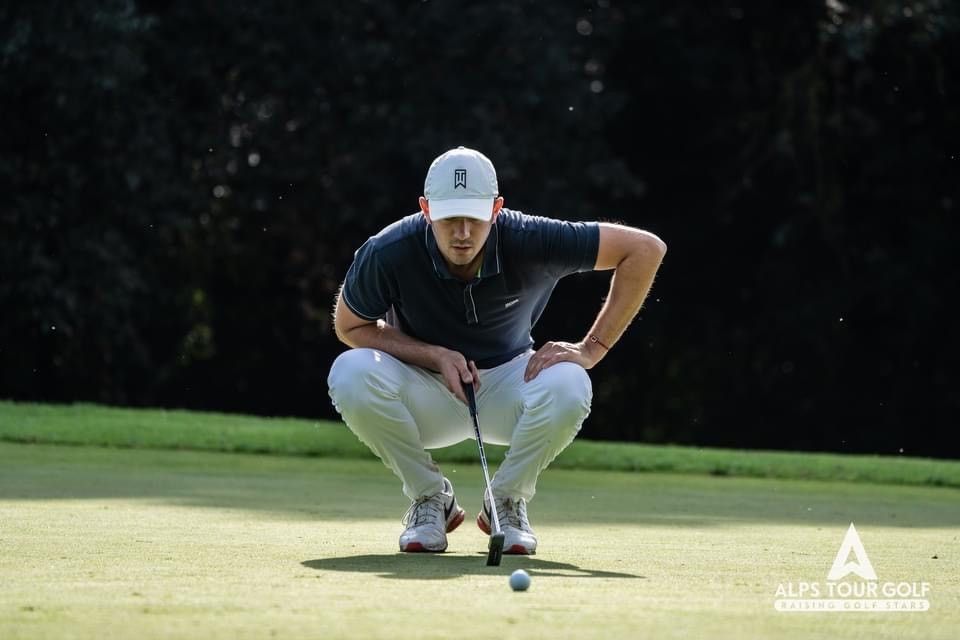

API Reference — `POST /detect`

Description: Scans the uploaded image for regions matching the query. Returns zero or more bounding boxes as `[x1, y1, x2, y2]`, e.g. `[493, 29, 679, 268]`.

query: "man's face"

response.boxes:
[420, 196, 504, 269]
[430, 216, 494, 266]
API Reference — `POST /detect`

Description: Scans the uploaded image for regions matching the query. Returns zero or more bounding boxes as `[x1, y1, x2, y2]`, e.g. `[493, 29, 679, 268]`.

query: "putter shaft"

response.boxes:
[463, 382, 504, 566]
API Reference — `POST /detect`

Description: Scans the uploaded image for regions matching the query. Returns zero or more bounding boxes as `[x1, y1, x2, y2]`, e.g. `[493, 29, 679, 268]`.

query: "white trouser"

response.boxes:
[327, 348, 592, 502]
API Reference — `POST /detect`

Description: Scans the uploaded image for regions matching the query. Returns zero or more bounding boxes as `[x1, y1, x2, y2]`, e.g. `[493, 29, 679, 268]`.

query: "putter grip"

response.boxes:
[462, 381, 477, 416]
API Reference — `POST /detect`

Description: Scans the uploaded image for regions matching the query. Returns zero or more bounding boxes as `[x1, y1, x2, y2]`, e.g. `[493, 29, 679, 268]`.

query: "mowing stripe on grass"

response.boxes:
[1, 401, 958, 488]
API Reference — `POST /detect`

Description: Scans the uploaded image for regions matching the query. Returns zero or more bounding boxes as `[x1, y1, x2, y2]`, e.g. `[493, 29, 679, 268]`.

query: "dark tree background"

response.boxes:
[2, 1, 957, 457]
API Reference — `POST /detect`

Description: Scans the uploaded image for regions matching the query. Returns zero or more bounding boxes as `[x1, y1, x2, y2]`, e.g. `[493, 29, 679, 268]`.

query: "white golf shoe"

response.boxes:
[399, 478, 465, 553]
[476, 494, 538, 555]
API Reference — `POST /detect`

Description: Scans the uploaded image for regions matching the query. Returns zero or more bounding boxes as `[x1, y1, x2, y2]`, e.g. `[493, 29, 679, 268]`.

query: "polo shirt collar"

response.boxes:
[425, 221, 502, 281]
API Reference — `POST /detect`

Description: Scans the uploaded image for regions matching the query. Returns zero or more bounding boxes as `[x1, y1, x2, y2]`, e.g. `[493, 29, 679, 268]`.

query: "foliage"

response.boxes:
[2, 1, 957, 455]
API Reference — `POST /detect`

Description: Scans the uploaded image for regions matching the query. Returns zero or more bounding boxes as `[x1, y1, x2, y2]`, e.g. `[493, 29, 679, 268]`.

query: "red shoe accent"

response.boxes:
[447, 509, 465, 533]
[476, 513, 491, 534]
[505, 544, 531, 555]
[402, 542, 425, 552]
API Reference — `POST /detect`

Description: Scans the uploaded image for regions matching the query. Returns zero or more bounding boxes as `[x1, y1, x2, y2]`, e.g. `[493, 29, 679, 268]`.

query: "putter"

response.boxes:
[463, 380, 505, 566]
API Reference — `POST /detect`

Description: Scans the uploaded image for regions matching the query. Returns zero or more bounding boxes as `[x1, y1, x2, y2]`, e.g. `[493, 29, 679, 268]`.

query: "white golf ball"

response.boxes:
[509, 569, 531, 591]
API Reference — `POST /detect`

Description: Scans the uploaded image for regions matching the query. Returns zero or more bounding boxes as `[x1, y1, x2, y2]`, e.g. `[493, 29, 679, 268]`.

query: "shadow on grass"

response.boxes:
[302, 553, 644, 580]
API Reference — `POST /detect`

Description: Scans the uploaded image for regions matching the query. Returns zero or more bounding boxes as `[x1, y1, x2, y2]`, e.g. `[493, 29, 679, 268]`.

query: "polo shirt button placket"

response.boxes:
[463, 282, 479, 325]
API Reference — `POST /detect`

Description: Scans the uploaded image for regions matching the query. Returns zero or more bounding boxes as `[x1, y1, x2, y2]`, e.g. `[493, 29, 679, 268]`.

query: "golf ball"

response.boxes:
[509, 569, 531, 591]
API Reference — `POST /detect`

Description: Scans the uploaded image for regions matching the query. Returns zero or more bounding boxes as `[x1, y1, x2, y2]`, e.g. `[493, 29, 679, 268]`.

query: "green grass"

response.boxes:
[1, 442, 958, 640]
[1, 401, 959, 487]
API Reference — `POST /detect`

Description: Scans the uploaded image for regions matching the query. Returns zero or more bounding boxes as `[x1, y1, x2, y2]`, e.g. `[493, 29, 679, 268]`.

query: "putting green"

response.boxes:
[1, 442, 957, 639]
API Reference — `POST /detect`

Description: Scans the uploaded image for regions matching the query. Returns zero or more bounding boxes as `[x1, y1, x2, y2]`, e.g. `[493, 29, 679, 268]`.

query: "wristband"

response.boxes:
[588, 334, 610, 350]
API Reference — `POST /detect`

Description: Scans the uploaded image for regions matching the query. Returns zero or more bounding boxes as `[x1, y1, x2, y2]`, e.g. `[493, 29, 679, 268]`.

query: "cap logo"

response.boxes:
[454, 168, 467, 189]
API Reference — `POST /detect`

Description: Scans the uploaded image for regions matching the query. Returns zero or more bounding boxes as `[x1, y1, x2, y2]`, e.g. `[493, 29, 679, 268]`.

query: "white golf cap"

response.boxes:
[424, 146, 499, 221]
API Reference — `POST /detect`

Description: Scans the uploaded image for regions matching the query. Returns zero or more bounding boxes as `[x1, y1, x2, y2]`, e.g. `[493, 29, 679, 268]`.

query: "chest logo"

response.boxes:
[454, 168, 467, 189]
[504, 298, 520, 308]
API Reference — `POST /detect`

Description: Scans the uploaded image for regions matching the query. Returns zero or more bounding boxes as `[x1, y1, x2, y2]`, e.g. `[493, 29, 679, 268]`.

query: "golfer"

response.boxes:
[328, 147, 666, 554]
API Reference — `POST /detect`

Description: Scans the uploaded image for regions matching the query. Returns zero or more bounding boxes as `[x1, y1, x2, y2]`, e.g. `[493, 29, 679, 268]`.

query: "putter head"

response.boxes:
[487, 532, 505, 566]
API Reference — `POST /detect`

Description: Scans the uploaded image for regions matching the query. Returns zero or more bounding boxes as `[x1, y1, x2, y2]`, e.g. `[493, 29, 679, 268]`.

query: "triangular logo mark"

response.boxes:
[827, 523, 877, 581]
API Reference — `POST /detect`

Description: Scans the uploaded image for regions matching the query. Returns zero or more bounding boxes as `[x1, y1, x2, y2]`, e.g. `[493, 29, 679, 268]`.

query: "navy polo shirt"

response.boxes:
[340, 209, 600, 369]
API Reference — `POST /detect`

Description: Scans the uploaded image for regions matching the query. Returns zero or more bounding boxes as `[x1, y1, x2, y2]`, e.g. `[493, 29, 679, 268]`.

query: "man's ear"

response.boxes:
[491, 196, 504, 223]
[419, 196, 432, 224]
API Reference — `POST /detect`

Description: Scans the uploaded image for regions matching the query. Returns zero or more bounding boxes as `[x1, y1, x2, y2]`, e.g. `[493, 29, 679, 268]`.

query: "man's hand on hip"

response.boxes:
[523, 340, 603, 382]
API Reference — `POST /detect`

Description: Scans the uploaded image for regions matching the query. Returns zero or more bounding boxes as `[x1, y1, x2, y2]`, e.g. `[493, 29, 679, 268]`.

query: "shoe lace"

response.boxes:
[492, 497, 531, 532]
[402, 494, 445, 528]
[515, 498, 532, 532]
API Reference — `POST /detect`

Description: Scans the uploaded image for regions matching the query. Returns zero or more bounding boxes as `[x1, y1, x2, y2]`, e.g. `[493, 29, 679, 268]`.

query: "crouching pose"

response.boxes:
[328, 147, 666, 554]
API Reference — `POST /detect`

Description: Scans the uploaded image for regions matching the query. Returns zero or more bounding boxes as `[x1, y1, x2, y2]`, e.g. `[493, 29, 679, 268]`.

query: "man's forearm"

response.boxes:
[584, 238, 666, 360]
[338, 320, 444, 371]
